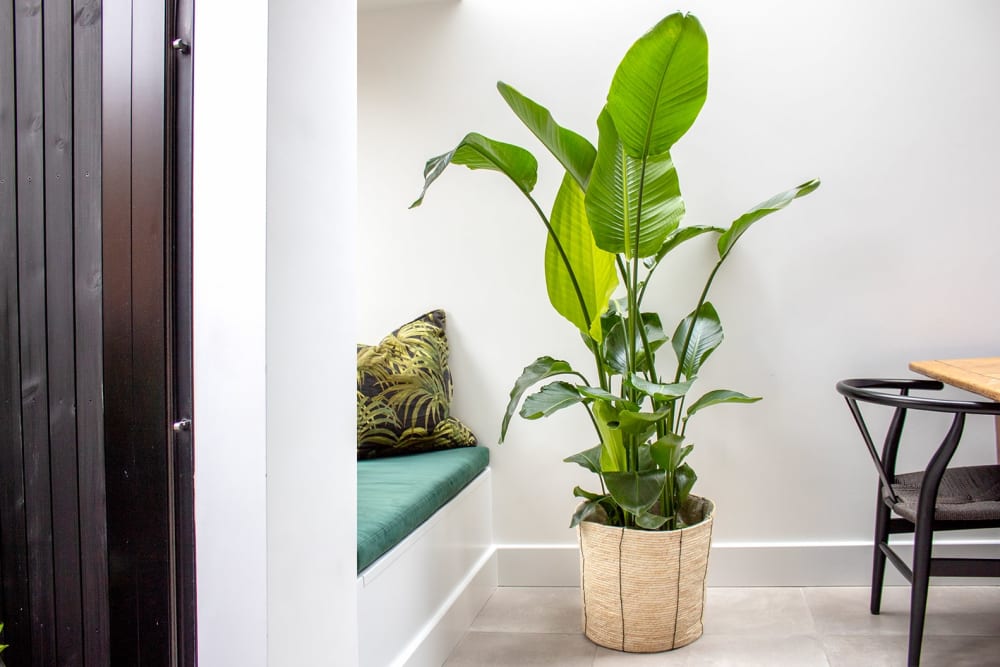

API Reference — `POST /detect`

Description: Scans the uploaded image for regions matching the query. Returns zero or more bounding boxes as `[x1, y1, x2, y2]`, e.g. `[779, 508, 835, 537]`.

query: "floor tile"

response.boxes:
[444, 586, 1000, 666]
[702, 587, 815, 637]
[595, 635, 829, 666]
[471, 587, 583, 633]
[443, 631, 597, 666]
[823, 633, 1000, 667]
[805, 586, 910, 635]
[807, 585, 1000, 637]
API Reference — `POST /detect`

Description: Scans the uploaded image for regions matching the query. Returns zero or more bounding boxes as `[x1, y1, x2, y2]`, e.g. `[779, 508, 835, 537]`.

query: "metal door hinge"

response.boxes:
[171, 38, 190, 54]
[172, 418, 192, 433]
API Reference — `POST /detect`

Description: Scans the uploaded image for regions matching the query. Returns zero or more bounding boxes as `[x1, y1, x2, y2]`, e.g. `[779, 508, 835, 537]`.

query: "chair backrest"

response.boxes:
[836, 378, 1000, 506]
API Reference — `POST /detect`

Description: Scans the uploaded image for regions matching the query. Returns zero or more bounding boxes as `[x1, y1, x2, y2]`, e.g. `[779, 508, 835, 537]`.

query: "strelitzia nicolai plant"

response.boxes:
[411, 12, 819, 530]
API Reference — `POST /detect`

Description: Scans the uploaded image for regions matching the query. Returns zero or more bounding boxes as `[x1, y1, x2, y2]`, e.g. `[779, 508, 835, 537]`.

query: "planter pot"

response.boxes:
[578, 496, 715, 652]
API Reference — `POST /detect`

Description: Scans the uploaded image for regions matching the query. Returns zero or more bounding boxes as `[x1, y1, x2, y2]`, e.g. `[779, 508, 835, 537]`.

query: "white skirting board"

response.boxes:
[495, 539, 1000, 587]
[357, 469, 497, 667]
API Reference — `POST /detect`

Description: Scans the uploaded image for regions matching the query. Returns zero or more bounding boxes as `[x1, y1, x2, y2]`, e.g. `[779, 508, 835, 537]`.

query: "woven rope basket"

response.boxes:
[578, 497, 715, 653]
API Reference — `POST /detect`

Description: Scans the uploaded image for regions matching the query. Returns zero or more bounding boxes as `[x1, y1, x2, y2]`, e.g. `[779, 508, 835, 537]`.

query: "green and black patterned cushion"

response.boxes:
[357, 310, 477, 459]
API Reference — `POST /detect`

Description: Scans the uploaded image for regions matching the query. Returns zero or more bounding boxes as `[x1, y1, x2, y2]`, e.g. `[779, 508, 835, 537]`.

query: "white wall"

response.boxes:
[266, 0, 358, 664]
[359, 0, 1000, 582]
[193, 1, 269, 663]
[194, 0, 358, 664]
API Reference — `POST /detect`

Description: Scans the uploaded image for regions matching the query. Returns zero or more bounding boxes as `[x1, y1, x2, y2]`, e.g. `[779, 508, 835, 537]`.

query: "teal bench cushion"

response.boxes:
[357, 446, 490, 573]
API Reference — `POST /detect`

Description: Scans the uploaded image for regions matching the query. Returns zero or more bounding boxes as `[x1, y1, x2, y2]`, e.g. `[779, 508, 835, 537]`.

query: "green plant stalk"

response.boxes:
[668, 257, 724, 432]
[522, 190, 609, 388]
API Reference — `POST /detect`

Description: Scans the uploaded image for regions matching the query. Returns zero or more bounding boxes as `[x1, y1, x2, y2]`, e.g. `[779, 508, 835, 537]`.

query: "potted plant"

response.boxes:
[411, 11, 818, 652]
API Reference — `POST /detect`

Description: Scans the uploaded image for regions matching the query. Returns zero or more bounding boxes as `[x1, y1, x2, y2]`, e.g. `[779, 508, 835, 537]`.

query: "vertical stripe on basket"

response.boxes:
[617, 526, 625, 650]
[672, 528, 684, 648]
[579, 527, 588, 635]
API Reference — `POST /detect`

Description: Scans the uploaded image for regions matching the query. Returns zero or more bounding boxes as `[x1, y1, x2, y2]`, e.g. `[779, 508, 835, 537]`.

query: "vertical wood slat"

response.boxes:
[13, 1, 58, 665]
[0, 0, 30, 662]
[73, 0, 110, 664]
[101, 0, 137, 661]
[127, 1, 171, 663]
[43, 1, 84, 664]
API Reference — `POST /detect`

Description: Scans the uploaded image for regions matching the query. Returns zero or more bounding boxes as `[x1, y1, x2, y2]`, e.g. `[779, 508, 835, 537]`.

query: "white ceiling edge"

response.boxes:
[358, 0, 458, 13]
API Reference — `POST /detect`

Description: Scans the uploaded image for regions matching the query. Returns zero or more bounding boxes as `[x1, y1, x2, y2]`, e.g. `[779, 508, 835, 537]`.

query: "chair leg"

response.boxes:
[870, 497, 891, 614]
[907, 522, 933, 667]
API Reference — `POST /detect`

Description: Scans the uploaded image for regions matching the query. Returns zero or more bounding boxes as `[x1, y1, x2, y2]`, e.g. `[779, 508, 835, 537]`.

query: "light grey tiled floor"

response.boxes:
[444, 586, 1000, 666]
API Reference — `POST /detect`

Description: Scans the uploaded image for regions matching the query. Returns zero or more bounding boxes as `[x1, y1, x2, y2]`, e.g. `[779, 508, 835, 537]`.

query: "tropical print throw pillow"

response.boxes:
[357, 310, 477, 458]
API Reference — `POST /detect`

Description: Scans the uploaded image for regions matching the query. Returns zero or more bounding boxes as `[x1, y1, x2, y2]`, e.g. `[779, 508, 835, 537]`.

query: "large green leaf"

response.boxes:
[564, 444, 604, 474]
[520, 381, 584, 420]
[585, 109, 684, 259]
[629, 376, 692, 402]
[501, 357, 580, 442]
[717, 179, 821, 258]
[411, 133, 538, 208]
[606, 12, 708, 158]
[497, 82, 597, 190]
[675, 462, 698, 507]
[570, 499, 606, 528]
[672, 301, 723, 380]
[686, 389, 761, 417]
[634, 510, 669, 530]
[546, 174, 618, 341]
[617, 409, 671, 436]
[594, 401, 627, 473]
[649, 433, 691, 471]
[602, 312, 667, 375]
[603, 470, 666, 515]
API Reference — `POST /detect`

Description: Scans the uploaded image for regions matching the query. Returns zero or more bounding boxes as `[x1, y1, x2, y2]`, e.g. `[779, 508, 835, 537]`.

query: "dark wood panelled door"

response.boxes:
[0, 0, 195, 664]
[104, 0, 196, 665]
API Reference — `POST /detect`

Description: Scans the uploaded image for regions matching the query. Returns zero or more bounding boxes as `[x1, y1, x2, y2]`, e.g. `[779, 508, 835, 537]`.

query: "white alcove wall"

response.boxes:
[194, 0, 358, 664]
[359, 0, 1000, 585]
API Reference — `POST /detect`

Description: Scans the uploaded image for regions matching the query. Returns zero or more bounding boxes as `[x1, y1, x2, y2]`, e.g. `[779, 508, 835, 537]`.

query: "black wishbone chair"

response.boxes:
[836, 378, 1000, 666]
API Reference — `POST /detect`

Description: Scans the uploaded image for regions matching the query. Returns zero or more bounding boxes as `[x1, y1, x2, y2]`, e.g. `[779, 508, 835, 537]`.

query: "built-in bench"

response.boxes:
[357, 446, 490, 572]
[357, 446, 496, 667]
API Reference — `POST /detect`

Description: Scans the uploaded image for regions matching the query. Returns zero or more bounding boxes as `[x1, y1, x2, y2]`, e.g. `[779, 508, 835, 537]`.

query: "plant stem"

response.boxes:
[667, 257, 724, 430]
[522, 191, 608, 388]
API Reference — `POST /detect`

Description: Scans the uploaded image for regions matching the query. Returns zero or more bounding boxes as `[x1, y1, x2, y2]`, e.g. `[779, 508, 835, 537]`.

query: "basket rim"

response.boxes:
[579, 495, 715, 535]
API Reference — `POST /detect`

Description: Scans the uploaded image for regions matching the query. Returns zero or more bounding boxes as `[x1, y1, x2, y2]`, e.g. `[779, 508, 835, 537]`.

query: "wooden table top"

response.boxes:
[909, 357, 1000, 402]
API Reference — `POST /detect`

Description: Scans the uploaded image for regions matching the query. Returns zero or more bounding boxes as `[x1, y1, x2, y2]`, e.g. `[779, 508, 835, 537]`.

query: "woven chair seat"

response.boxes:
[889, 465, 1000, 522]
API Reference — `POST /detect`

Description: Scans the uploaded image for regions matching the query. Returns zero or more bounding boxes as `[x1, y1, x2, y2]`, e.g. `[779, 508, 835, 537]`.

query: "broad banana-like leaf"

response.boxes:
[585, 109, 684, 259]
[617, 409, 671, 436]
[636, 441, 655, 471]
[635, 510, 669, 530]
[649, 433, 685, 470]
[675, 462, 698, 507]
[411, 132, 538, 208]
[629, 376, 692, 402]
[497, 82, 597, 190]
[686, 389, 761, 417]
[546, 174, 618, 341]
[604, 470, 666, 515]
[602, 313, 667, 375]
[595, 401, 627, 473]
[501, 357, 580, 442]
[672, 301, 723, 380]
[520, 381, 584, 420]
[607, 12, 708, 159]
[564, 445, 604, 474]
[576, 386, 638, 412]
[570, 499, 607, 528]
[717, 179, 821, 258]
[643, 225, 724, 270]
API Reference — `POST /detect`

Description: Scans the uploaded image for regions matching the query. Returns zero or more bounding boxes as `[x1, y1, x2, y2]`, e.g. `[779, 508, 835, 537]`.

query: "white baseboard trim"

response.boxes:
[496, 539, 1000, 587]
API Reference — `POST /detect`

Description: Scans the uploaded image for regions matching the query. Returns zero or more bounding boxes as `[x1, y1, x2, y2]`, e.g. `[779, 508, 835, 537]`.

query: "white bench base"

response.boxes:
[357, 468, 496, 667]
